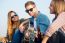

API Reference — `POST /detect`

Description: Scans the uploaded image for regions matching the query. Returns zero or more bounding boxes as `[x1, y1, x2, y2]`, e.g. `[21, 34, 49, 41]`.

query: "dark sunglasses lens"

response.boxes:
[11, 16, 14, 18]
[14, 15, 18, 16]
[26, 8, 33, 13]
[26, 10, 29, 13]
[11, 15, 18, 18]
[29, 8, 33, 11]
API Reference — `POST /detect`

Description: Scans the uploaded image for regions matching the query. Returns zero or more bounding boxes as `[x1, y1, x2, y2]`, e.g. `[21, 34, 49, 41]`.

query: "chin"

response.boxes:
[50, 12, 54, 14]
[30, 14, 34, 16]
[14, 20, 18, 22]
[50, 12, 52, 14]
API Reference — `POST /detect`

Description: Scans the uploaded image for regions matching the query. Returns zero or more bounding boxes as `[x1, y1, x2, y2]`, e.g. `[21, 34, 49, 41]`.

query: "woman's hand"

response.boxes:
[25, 31, 30, 38]
[19, 19, 29, 33]
[2, 37, 8, 43]
[19, 24, 25, 33]
[42, 35, 49, 43]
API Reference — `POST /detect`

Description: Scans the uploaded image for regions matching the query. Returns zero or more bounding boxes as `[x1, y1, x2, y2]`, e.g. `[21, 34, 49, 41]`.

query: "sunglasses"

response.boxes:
[25, 8, 34, 13]
[11, 15, 18, 18]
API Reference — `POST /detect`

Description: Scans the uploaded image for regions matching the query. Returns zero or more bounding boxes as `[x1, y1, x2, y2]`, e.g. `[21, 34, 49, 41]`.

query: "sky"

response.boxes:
[0, 0, 55, 37]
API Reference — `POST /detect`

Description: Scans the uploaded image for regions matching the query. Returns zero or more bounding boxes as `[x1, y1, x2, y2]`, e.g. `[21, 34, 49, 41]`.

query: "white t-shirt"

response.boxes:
[34, 18, 37, 31]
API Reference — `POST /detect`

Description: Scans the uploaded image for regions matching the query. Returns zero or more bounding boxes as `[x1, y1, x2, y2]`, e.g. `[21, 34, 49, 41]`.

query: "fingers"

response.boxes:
[19, 25, 25, 33]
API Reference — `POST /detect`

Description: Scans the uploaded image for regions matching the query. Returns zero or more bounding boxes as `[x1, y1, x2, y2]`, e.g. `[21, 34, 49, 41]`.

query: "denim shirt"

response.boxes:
[29, 12, 50, 34]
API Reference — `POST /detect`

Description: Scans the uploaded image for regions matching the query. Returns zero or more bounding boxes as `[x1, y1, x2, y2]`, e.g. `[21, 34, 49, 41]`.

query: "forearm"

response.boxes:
[42, 35, 49, 43]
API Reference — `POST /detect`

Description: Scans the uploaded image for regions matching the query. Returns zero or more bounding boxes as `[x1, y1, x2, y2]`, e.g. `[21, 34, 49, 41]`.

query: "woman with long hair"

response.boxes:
[7, 11, 20, 41]
[42, 0, 65, 43]
[2, 11, 25, 43]
[2, 11, 20, 43]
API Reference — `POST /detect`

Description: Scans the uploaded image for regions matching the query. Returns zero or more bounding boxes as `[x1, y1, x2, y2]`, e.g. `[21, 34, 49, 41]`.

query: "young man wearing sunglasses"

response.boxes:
[19, 1, 50, 43]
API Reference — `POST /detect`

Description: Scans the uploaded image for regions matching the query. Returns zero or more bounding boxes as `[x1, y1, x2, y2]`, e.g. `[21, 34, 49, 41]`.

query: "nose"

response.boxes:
[28, 11, 32, 14]
[29, 11, 31, 13]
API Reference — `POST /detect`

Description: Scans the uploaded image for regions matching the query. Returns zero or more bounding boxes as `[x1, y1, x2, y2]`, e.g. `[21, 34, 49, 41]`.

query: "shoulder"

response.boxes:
[51, 12, 65, 28]
[39, 12, 47, 17]
[38, 12, 49, 19]
[59, 12, 65, 15]
[38, 13, 50, 22]
[38, 12, 50, 24]
[57, 12, 65, 20]
[20, 18, 25, 23]
[59, 12, 65, 17]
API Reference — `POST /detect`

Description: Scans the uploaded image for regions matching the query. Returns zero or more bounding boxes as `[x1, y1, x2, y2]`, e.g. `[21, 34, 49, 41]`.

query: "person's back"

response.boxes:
[42, 0, 65, 43]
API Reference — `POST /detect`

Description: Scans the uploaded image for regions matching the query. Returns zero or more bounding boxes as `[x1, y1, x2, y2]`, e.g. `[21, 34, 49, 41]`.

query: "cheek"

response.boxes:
[33, 8, 36, 13]
[29, 12, 34, 16]
[15, 17, 19, 20]
[11, 18, 14, 21]
[12, 17, 19, 21]
[16, 17, 19, 19]
[50, 7, 54, 12]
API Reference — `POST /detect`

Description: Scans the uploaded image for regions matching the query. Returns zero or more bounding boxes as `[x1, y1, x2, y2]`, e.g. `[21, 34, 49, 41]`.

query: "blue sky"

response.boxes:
[0, 0, 55, 37]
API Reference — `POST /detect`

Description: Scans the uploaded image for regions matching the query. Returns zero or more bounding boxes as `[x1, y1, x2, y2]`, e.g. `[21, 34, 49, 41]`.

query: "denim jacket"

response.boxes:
[29, 12, 50, 34]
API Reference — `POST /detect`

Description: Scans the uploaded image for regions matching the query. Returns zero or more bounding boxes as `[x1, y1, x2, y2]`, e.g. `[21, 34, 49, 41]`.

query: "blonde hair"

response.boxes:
[7, 11, 20, 41]
[52, 0, 65, 15]
[25, 1, 35, 8]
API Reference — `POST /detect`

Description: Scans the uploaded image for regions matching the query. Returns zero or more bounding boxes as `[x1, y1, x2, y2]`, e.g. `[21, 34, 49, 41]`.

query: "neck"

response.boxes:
[34, 11, 39, 18]
[53, 13, 58, 21]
